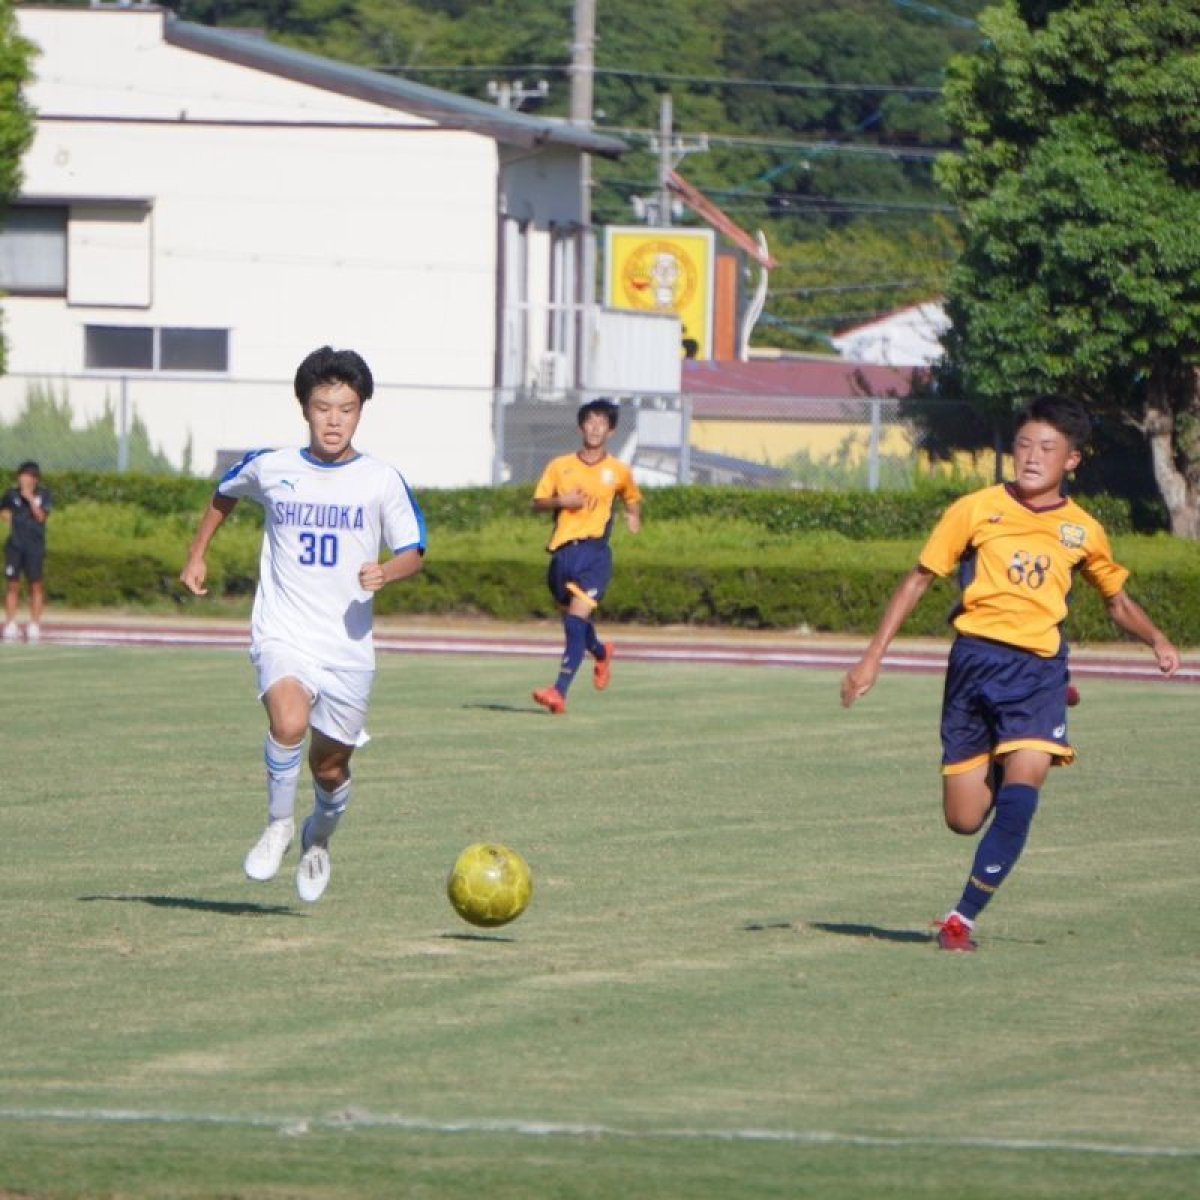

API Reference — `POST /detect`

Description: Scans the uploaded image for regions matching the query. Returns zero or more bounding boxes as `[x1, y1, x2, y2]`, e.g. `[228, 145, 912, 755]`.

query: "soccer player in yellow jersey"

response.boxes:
[531, 399, 643, 714]
[841, 396, 1180, 951]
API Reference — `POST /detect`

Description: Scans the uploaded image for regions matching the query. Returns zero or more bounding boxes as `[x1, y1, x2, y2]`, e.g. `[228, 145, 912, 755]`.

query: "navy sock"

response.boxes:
[554, 615, 589, 695]
[955, 783, 1039, 921]
[585, 622, 605, 660]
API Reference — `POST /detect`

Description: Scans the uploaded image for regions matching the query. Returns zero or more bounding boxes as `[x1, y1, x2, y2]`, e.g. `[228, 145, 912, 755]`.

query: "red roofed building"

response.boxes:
[664, 357, 922, 484]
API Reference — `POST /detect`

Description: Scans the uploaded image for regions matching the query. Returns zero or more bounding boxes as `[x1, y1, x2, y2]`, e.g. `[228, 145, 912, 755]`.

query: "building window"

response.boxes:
[160, 327, 228, 371]
[84, 325, 229, 372]
[0, 205, 68, 295]
[85, 325, 154, 370]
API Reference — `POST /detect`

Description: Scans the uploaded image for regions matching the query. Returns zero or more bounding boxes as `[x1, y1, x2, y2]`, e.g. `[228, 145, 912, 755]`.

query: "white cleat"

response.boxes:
[243, 817, 294, 881]
[1, 621, 19, 643]
[25, 623, 40, 644]
[295, 844, 330, 903]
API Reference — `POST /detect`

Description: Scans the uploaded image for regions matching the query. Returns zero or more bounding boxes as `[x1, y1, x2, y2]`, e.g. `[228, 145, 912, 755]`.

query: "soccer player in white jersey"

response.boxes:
[180, 347, 426, 902]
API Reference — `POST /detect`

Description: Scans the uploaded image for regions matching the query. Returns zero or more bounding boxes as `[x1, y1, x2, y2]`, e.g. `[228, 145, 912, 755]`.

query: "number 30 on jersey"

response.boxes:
[299, 531, 339, 567]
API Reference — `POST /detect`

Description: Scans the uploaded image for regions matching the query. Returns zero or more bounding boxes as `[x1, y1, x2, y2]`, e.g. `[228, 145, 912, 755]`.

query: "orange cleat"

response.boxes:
[935, 913, 978, 953]
[532, 686, 567, 715]
[594, 644, 614, 691]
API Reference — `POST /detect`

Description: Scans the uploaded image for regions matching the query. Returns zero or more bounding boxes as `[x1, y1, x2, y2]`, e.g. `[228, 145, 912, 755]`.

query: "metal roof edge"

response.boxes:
[163, 17, 626, 159]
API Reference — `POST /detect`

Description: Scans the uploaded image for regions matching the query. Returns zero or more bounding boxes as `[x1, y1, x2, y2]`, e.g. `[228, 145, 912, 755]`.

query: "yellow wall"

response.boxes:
[689, 418, 1005, 479]
[690, 419, 915, 465]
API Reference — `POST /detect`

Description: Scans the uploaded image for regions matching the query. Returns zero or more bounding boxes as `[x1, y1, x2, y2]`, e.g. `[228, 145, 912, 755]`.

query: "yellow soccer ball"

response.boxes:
[447, 843, 533, 928]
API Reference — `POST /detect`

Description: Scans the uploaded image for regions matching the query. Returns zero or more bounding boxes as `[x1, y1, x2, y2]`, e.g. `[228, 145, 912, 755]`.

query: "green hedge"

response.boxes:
[375, 548, 1200, 645]
[29, 476, 1197, 643]
[41, 472, 1160, 537]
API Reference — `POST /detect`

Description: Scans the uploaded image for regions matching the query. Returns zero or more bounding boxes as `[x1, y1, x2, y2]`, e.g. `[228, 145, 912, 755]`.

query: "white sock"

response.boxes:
[308, 777, 352, 846]
[264, 734, 304, 822]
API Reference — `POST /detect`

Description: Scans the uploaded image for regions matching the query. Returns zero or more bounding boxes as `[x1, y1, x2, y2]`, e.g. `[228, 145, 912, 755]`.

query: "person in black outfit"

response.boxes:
[1, 461, 52, 643]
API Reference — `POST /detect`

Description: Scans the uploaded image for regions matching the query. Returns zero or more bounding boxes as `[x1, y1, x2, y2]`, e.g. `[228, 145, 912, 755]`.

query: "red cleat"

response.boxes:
[594, 644, 614, 691]
[532, 686, 567, 715]
[935, 914, 978, 953]
[1066, 684, 1081, 707]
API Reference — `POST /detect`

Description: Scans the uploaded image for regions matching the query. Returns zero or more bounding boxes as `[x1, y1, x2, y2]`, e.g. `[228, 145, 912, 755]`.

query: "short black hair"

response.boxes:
[1014, 394, 1091, 451]
[577, 397, 619, 430]
[294, 346, 375, 405]
[16, 460, 40, 477]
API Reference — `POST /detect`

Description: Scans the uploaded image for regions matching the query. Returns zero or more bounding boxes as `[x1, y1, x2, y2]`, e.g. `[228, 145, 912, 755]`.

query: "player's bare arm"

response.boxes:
[180, 493, 239, 596]
[841, 565, 936, 708]
[358, 547, 424, 593]
[625, 502, 642, 534]
[532, 489, 586, 513]
[22, 487, 48, 524]
[1105, 590, 1181, 676]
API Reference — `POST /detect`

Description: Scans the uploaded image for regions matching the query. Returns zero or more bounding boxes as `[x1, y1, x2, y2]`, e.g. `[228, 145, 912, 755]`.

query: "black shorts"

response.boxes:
[940, 635, 1074, 774]
[547, 539, 613, 609]
[5, 541, 45, 584]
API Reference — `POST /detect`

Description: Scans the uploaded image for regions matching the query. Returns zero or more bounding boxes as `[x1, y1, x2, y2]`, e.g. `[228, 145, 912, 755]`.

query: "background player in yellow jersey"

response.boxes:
[841, 396, 1180, 951]
[531, 399, 643, 714]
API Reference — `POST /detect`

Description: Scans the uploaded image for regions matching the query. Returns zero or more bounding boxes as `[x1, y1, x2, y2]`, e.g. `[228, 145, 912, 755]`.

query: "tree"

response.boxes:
[935, 1, 1200, 536]
[0, 0, 36, 375]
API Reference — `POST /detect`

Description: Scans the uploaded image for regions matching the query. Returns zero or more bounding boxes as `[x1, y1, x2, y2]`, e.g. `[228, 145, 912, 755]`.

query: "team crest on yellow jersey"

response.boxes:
[602, 467, 616, 485]
[1059, 523, 1086, 549]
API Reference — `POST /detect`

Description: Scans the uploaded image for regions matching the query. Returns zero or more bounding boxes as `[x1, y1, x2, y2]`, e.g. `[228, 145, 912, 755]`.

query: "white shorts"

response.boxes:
[252, 641, 374, 748]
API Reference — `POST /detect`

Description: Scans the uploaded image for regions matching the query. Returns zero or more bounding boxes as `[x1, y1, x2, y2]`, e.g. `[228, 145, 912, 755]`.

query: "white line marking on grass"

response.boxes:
[1, 1107, 1196, 1159]
[41, 625, 1200, 682]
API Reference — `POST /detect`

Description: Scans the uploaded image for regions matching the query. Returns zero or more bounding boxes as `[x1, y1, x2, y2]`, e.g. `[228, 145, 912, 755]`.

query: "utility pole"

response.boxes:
[569, 0, 596, 226]
[648, 94, 709, 227]
[658, 92, 673, 227]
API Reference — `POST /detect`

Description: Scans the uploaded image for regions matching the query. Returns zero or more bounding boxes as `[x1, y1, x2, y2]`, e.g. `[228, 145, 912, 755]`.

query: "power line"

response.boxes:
[891, 0, 979, 30]
[600, 125, 951, 162]
[597, 179, 955, 216]
[770, 281, 927, 296]
[592, 67, 943, 96]
[372, 62, 943, 96]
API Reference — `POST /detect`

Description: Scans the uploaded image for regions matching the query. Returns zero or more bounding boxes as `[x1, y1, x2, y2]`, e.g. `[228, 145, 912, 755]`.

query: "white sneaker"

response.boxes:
[295, 845, 330, 903]
[1, 622, 18, 643]
[25, 623, 40, 644]
[243, 817, 294, 881]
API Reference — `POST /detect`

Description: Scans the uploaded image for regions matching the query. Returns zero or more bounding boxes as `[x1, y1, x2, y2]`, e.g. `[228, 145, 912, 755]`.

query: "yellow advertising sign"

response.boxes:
[604, 226, 715, 360]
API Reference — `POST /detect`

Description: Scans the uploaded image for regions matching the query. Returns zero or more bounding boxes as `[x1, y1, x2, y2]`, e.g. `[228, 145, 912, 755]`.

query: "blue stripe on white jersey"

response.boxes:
[218, 448, 272, 491]
[395, 471, 427, 554]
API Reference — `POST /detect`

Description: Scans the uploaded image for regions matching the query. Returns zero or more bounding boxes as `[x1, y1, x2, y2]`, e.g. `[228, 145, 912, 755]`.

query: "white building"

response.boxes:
[831, 302, 949, 368]
[0, 4, 676, 484]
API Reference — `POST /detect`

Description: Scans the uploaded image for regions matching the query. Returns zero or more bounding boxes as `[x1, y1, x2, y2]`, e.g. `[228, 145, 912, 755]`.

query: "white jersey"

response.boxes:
[218, 447, 426, 671]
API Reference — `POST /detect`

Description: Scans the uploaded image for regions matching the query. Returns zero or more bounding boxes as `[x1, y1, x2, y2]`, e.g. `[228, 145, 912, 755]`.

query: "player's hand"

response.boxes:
[626, 510, 642, 534]
[840, 658, 880, 708]
[1153, 639, 1181, 677]
[359, 561, 386, 592]
[558, 489, 586, 511]
[179, 558, 208, 596]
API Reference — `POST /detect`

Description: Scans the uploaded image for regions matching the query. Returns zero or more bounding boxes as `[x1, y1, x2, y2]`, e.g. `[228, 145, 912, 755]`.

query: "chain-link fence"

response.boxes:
[0, 370, 997, 491]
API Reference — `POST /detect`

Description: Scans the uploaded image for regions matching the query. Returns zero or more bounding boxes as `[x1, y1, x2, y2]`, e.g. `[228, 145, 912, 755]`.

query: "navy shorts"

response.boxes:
[940, 635, 1074, 775]
[5, 541, 45, 584]
[547, 539, 612, 609]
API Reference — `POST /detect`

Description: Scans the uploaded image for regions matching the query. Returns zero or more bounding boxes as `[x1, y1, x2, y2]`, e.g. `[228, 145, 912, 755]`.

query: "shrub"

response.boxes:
[34, 479, 1196, 643]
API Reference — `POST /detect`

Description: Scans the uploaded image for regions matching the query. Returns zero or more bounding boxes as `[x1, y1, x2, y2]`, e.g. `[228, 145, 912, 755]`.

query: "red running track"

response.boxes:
[26, 619, 1198, 686]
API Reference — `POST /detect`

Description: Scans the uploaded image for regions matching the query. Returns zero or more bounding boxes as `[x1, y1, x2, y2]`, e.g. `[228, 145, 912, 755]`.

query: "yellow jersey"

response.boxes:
[918, 483, 1129, 657]
[534, 452, 643, 552]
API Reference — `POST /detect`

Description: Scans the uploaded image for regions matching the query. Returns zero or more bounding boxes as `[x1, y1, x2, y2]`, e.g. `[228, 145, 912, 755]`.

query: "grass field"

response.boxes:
[1, 643, 1197, 1199]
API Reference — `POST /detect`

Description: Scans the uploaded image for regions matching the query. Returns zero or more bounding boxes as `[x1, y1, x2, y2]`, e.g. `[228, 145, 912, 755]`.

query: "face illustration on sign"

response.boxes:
[621, 241, 697, 312]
